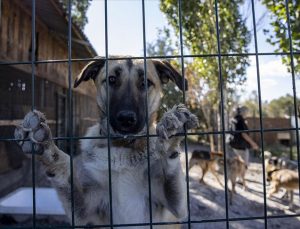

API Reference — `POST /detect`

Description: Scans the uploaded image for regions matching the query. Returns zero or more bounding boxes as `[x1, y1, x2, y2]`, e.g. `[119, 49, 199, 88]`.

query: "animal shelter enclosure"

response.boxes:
[0, 0, 300, 228]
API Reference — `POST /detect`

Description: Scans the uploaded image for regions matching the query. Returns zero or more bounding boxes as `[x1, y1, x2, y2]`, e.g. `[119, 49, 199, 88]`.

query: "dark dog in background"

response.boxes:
[189, 150, 224, 187]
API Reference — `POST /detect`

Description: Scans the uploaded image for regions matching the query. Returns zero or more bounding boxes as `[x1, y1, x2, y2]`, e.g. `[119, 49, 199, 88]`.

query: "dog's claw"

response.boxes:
[156, 104, 199, 139]
[15, 110, 51, 155]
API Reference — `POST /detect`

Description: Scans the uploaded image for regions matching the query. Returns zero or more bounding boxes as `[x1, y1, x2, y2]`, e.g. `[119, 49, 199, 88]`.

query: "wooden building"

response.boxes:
[0, 0, 98, 198]
[247, 117, 292, 147]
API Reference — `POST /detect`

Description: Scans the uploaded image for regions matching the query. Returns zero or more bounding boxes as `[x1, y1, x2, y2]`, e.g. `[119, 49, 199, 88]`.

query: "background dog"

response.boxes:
[267, 168, 299, 210]
[14, 57, 199, 228]
[265, 155, 298, 172]
[189, 150, 223, 187]
[227, 155, 247, 205]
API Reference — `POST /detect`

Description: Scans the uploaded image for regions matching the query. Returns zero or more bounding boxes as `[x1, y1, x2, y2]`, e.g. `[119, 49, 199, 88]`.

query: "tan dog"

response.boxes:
[14, 57, 199, 228]
[227, 155, 247, 205]
[265, 154, 298, 172]
[188, 150, 223, 187]
[267, 167, 299, 209]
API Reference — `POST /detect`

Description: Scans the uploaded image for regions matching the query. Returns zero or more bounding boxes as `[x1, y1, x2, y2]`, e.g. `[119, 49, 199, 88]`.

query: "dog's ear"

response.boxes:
[152, 60, 188, 91]
[74, 58, 106, 88]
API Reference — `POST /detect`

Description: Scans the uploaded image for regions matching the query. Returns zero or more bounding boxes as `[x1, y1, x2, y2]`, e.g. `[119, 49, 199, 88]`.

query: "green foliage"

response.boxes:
[160, 0, 251, 94]
[267, 94, 295, 117]
[147, 28, 178, 56]
[159, 0, 251, 142]
[60, 0, 91, 29]
[146, 28, 185, 118]
[243, 93, 298, 118]
[262, 0, 300, 74]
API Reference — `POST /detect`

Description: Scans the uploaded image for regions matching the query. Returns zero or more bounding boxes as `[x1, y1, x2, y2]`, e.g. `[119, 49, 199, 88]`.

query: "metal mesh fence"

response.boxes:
[0, 0, 300, 228]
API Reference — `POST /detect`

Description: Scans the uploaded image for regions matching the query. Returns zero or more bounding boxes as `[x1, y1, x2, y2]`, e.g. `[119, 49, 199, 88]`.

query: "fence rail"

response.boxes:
[0, 0, 299, 229]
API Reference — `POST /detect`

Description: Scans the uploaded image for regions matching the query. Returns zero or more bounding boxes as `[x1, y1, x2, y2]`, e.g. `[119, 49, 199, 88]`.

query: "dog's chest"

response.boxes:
[109, 169, 149, 223]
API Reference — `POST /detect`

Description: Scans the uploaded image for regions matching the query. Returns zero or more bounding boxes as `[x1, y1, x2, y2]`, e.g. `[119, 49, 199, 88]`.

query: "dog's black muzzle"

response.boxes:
[110, 109, 145, 134]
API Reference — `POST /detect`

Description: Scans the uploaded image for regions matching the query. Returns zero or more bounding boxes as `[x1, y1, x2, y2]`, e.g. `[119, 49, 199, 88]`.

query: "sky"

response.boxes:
[84, 0, 300, 102]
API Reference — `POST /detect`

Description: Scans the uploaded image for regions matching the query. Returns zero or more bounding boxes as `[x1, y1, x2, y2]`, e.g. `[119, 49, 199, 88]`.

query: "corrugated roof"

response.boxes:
[22, 0, 97, 58]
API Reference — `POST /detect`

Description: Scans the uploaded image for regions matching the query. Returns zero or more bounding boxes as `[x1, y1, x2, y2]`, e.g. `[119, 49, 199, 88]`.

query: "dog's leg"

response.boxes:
[14, 110, 92, 224]
[188, 157, 197, 171]
[228, 176, 235, 205]
[155, 104, 198, 219]
[289, 191, 294, 210]
[241, 169, 247, 191]
[267, 183, 279, 199]
[210, 166, 224, 188]
[229, 188, 233, 205]
[200, 165, 208, 184]
[279, 189, 288, 199]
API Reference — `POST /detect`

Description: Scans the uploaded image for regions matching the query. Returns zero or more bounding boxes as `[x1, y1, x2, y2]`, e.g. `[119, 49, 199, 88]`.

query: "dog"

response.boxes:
[264, 151, 298, 200]
[226, 155, 247, 205]
[14, 57, 199, 228]
[267, 168, 299, 210]
[188, 150, 223, 187]
[265, 154, 298, 172]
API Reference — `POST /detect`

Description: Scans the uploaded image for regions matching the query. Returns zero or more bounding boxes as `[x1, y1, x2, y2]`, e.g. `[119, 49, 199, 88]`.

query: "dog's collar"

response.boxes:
[111, 138, 136, 148]
[98, 120, 148, 149]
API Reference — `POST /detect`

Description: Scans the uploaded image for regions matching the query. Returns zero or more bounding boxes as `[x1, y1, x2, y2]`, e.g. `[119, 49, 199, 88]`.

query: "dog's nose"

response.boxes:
[117, 111, 137, 127]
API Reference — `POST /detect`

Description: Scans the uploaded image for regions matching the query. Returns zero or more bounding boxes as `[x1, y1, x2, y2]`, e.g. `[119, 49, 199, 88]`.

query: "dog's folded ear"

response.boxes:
[74, 57, 106, 88]
[152, 60, 188, 91]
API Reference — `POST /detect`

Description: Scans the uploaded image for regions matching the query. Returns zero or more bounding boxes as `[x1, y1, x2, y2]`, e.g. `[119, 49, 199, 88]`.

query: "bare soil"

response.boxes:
[182, 153, 300, 229]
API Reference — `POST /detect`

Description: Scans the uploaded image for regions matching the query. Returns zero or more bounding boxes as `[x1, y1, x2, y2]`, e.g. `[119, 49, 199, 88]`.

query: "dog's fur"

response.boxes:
[188, 150, 223, 187]
[266, 168, 299, 209]
[265, 154, 298, 172]
[14, 57, 199, 228]
[227, 155, 247, 205]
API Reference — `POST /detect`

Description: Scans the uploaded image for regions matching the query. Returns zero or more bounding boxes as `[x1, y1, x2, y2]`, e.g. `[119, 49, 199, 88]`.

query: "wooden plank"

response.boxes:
[0, 0, 9, 56]
[17, 5, 24, 60]
[7, 0, 14, 58]
[13, 2, 20, 60]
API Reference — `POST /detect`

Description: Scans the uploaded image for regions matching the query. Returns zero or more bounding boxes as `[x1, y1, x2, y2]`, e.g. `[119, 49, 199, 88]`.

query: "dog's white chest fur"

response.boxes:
[80, 125, 157, 225]
[83, 147, 153, 225]
[111, 169, 149, 224]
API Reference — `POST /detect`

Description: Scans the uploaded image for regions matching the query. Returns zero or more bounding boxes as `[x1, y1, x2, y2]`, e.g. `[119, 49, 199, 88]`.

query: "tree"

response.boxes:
[242, 93, 299, 118]
[261, 0, 300, 75]
[60, 0, 91, 29]
[267, 94, 296, 118]
[160, 0, 251, 150]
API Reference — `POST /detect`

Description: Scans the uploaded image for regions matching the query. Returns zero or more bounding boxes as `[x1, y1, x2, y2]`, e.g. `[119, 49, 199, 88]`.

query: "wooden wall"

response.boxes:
[0, 0, 96, 97]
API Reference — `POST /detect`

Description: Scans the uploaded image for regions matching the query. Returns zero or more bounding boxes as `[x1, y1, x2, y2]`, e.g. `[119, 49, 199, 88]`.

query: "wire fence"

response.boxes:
[0, 0, 300, 228]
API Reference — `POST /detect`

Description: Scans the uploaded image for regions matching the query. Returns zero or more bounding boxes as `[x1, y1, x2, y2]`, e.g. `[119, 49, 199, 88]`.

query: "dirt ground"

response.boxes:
[182, 152, 300, 229]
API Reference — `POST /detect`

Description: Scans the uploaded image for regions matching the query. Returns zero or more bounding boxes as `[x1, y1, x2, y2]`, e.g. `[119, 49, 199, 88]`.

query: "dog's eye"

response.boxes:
[108, 75, 116, 85]
[140, 80, 153, 90]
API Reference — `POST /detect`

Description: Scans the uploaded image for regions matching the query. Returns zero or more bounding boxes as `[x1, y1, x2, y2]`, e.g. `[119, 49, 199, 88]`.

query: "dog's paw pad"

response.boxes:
[21, 141, 44, 155]
[174, 104, 199, 129]
[156, 104, 199, 139]
[23, 110, 46, 130]
[14, 125, 27, 141]
[156, 113, 179, 139]
[31, 122, 51, 143]
[14, 110, 51, 155]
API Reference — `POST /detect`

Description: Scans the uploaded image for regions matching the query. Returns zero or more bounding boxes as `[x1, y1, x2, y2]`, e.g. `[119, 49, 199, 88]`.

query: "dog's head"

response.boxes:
[265, 156, 279, 182]
[74, 57, 187, 135]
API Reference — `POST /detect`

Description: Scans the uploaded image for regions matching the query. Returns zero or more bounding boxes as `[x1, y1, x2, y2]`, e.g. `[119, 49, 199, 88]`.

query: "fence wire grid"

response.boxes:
[0, 0, 300, 229]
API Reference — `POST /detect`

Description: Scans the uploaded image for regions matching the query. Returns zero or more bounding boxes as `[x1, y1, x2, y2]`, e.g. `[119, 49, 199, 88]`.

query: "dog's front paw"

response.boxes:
[156, 104, 199, 139]
[14, 110, 52, 155]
